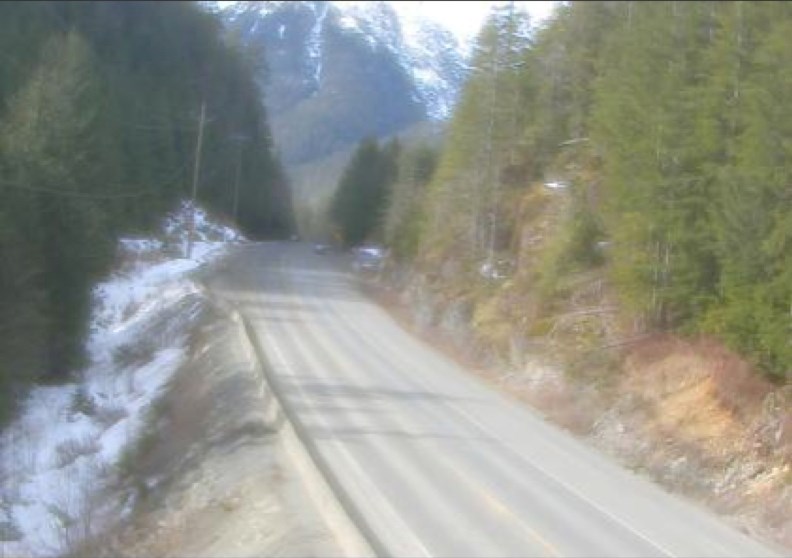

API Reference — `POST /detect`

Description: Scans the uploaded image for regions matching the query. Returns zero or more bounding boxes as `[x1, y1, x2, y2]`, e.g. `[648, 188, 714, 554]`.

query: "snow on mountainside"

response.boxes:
[223, 0, 466, 121]
[332, 1, 466, 119]
[217, 0, 466, 214]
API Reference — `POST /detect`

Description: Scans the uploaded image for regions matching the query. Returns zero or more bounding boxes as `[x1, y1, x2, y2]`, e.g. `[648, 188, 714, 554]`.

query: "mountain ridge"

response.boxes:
[220, 1, 465, 169]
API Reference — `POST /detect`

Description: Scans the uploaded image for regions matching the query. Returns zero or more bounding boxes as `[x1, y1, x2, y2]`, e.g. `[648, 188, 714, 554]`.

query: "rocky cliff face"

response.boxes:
[221, 1, 466, 168]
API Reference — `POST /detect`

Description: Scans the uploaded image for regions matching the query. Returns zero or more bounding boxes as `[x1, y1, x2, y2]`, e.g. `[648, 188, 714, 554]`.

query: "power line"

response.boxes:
[0, 162, 189, 200]
[0, 180, 152, 199]
[186, 99, 207, 259]
[121, 116, 217, 132]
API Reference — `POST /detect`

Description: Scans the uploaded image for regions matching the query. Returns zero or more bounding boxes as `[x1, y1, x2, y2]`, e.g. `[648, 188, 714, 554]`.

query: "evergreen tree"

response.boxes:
[1, 32, 113, 378]
[422, 5, 532, 267]
[384, 144, 438, 260]
[387, 1, 792, 379]
[0, 1, 294, 405]
[330, 138, 398, 246]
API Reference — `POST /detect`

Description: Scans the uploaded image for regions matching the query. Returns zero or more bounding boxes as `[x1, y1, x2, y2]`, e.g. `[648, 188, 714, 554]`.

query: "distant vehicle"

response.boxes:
[313, 243, 332, 254]
[353, 245, 386, 272]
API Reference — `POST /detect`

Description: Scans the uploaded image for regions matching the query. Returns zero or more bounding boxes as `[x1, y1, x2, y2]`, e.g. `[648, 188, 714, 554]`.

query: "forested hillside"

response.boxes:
[0, 1, 291, 410]
[330, 137, 400, 246]
[385, 1, 792, 381]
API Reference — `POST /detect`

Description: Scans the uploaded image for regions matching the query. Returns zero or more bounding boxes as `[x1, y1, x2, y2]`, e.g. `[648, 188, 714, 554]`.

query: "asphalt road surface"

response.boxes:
[206, 242, 781, 558]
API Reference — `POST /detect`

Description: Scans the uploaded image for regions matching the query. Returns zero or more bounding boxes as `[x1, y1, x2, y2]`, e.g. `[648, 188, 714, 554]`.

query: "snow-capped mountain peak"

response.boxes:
[331, 1, 465, 119]
[217, 0, 466, 168]
[221, 1, 466, 121]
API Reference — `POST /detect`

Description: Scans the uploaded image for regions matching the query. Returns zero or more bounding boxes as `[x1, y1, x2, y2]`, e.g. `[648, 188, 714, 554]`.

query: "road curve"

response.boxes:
[206, 242, 781, 558]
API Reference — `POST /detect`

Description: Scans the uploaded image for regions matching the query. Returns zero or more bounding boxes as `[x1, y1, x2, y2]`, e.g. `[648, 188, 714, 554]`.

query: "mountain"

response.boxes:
[218, 1, 466, 205]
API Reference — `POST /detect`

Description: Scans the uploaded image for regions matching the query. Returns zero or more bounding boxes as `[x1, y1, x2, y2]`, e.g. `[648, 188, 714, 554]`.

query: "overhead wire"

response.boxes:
[0, 161, 189, 200]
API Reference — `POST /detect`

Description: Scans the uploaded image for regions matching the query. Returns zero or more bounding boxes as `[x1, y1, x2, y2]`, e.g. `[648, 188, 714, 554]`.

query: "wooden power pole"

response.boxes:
[186, 99, 207, 259]
[232, 141, 243, 223]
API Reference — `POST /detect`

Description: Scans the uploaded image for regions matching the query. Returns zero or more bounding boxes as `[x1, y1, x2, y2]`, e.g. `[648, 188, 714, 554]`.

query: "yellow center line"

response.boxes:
[438, 449, 562, 558]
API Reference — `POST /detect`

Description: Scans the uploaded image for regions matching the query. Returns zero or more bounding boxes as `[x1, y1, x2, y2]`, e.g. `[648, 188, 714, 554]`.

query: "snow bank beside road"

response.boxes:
[0, 203, 242, 557]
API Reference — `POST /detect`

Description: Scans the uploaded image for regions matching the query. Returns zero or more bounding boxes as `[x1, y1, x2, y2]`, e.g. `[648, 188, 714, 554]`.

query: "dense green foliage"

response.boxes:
[0, 1, 292, 408]
[422, 3, 532, 267]
[330, 138, 399, 246]
[388, 1, 792, 380]
[383, 144, 438, 260]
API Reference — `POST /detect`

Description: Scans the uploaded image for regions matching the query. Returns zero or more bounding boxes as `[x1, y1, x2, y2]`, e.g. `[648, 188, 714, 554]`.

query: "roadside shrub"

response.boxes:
[564, 206, 605, 270]
[70, 388, 96, 417]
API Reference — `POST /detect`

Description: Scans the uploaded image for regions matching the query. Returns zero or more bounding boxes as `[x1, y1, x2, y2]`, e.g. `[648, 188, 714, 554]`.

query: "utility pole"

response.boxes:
[186, 99, 207, 259]
[232, 146, 242, 223]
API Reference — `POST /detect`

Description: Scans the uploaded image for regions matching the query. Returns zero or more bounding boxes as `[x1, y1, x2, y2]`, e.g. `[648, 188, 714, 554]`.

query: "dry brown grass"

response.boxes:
[522, 381, 600, 435]
[625, 335, 774, 425]
[622, 337, 740, 455]
[703, 339, 774, 418]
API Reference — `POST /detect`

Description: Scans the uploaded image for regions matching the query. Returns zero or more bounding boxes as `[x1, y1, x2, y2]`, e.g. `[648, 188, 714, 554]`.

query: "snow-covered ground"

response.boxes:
[0, 202, 243, 557]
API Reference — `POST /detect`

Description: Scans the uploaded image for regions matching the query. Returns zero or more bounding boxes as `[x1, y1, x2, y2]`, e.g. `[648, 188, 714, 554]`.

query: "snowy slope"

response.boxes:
[0, 203, 243, 557]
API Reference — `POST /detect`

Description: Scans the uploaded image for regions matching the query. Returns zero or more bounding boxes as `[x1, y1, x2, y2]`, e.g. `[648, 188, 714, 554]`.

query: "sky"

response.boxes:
[385, 1, 560, 44]
[214, 2, 562, 48]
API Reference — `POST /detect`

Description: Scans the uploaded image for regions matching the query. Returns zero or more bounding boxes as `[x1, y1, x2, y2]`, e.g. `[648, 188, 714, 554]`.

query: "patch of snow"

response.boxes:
[306, 2, 330, 87]
[332, 1, 466, 120]
[0, 201, 243, 557]
[118, 238, 164, 255]
[214, 0, 290, 21]
[163, 200, 244, 245]
[336, 13, 359, 32]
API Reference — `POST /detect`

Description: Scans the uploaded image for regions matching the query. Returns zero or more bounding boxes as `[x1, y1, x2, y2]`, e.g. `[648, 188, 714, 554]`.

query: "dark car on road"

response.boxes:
[353, 246, 385, 272]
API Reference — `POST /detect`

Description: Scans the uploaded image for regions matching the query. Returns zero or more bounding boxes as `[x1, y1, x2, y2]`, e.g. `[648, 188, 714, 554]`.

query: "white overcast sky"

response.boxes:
[386, 1, 560, 44]
[215, 2, 561, 46]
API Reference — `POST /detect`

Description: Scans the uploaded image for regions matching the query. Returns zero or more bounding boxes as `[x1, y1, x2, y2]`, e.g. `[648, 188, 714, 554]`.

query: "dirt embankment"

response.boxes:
[362, 266, 792, 552]
[83, 293, 342, 558]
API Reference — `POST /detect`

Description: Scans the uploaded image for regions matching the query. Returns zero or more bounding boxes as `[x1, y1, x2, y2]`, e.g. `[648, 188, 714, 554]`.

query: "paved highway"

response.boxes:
[206, 242, 781, 558]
